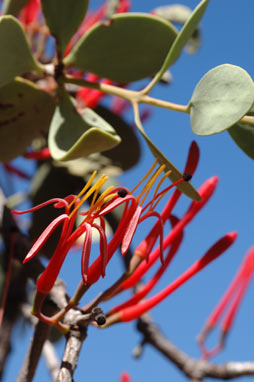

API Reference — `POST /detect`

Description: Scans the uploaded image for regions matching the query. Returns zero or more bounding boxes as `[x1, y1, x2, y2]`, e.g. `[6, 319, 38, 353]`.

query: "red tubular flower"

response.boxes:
[198, 246, 254, 359]
[120, 176, 218, 291]
[117, 0, 131, 13]
[133, 141, 199, 262]
[3, 163, 31, 180]
[109, 215, 184, 314]
[120, 371, 131, 382]
[19, 0, 41, 25]
[86, 160, 195, 286]
[110, 96, 130, 115]
[24, 147, 51, 160]
[87, 142, 200, 305]
[76, 77, 113, 109]
[13, 152, 198, 329]
[13, 160, 188, 292]
[12, 172, 119, 294]
[106, 232, 237, 325]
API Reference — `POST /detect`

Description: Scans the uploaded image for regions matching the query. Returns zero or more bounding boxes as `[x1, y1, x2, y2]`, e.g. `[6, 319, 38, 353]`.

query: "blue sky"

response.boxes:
[2, 1, 254, 381]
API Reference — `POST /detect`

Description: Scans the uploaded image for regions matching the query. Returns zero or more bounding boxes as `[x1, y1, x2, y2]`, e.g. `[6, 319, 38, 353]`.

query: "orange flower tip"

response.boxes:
[228, 231, 238, 242]
[118, 188, 128, 198]
[183, 173, 192, 182]
[120, 371, 131, 382]
[210, 176, 219, 186]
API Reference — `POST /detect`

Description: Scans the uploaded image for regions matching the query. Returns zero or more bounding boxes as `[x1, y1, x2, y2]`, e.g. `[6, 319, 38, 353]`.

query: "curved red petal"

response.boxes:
[81, 224, 92, 285]
[92, 223, 108, 278]
[121, 205, 142, 256]
[23, 214, 69, 263]
[12, 198, 68, 215]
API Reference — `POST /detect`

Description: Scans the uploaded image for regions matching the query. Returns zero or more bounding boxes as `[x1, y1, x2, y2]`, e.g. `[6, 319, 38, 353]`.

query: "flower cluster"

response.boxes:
[12, 142, 238, 335]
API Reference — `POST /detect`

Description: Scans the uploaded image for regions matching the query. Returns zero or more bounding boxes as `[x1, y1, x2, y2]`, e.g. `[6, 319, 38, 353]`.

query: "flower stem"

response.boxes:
[63, 75, 254, 126]
[63, 75, 188, 113]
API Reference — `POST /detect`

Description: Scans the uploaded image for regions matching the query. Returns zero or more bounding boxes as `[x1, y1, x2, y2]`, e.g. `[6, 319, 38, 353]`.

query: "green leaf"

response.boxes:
[228, 123, 254, 159]
[133, 104, 201, 201]
[149, 0, 209, 87]
[152, 4, 201, 54]
[0, 77, 56, 162]
[48, 88, 121, 161]
[41, 0, 89, 57]
[0, 16, 43, 87]
[228, 106, 254, 159]
[142, 131, 201, 201]
[2, 0, 29, 16]
[64, 13, 177, 83]
[190, 64, 254, 136]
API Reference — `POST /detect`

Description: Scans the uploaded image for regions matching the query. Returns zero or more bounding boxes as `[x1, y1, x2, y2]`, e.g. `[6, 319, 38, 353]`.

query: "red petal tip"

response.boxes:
[228, 231, 238, 242]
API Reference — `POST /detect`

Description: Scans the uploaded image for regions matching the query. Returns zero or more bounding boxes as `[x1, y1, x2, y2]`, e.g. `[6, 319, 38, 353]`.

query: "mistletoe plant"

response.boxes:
[0, 0, 254, 381]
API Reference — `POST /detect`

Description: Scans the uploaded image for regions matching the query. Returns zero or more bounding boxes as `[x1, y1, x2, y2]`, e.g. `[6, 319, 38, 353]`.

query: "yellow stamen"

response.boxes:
[69, 175, 109, 219]
[85, 175, 109, 220]
[149, 170, 172, 210]
[81, 186, 116, 224]
[131, 159, 158, 194]
[93, 186, 116, 211]
[138, 164, 166, 206]
[68, 171, 97, 210]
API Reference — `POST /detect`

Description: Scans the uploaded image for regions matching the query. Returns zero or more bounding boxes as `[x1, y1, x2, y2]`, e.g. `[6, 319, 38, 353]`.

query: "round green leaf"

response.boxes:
[63, 13, 178, 83]
[189, 64, 254, 136]
[48, 89, 121, 161]
[0, 16, 43, 87]
[0, 78, 56, 162]
[41, 0, 89, 57]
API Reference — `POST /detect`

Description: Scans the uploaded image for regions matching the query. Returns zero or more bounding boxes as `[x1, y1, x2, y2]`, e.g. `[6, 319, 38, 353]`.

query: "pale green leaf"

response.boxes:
[41, 0, 89, 57]
[228, 105, 254, 159]
[190, 64, 254, 136]
[150, 0, 209, 87]
[152, 4, 201, 54]
[48, 88, 121, 161]
[133, 104, 201, 201]
[0, 16, 43, 87]
[228, 123, 254, 159]
[64, 13, 177, 83]
[0, 77, 56, 162]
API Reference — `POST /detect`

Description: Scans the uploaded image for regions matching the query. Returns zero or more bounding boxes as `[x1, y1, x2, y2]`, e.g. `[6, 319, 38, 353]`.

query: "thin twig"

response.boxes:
[56, 308, 104, 382]
[56, 326, 87, 382]
[136, 313, 254, 380]
[43, 340, 60, 382]
[17, 319, 52, 382]
[0, 318, 14, 380]
[21, 303, 60, 382]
